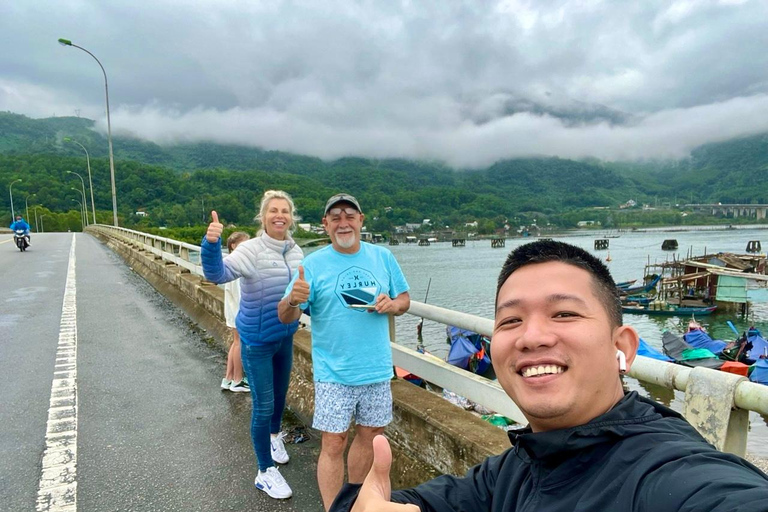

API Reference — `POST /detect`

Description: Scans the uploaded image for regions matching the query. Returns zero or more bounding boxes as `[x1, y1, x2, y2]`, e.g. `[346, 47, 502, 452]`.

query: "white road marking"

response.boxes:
[1, 238, 13, 245]
[37, 234, 78, 512]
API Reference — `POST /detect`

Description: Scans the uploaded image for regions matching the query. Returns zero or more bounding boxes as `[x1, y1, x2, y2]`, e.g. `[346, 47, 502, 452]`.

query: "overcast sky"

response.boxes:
[2, 0, 768, 167]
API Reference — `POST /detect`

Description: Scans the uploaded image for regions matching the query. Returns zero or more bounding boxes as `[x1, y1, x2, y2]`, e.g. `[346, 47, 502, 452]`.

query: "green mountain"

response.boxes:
[1, 111, 766, 232]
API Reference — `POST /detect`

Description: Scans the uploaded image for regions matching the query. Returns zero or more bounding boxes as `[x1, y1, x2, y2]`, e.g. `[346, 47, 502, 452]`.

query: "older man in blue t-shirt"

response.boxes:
[279, 193, 410, 511]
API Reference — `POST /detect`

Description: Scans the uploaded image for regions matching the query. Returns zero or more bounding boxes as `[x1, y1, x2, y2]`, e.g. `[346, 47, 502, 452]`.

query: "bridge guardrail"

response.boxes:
[91, 225, 768, 457]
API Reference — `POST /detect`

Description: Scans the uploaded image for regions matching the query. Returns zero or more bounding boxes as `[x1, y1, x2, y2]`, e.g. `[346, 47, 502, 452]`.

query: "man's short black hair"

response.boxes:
[496, 240, 623, 328]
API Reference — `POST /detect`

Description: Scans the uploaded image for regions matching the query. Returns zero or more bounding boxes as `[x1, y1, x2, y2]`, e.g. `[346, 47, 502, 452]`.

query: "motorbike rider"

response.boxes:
[10, 215, 31, 245]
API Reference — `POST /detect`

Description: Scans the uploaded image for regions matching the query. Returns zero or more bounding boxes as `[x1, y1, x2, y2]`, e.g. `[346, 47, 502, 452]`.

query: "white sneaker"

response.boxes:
[229, 380, 250, 393]
[221, 378, 232, 390]
[271, 432, 289, 464]
[254, 466, 292, 499]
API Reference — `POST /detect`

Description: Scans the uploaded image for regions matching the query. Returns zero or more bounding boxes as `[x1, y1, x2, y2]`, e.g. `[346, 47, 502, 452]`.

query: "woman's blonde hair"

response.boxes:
[255, 190, 301, 235]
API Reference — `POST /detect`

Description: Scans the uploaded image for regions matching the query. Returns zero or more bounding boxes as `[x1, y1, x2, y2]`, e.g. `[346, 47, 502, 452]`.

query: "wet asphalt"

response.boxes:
[0, 233, 324, 511]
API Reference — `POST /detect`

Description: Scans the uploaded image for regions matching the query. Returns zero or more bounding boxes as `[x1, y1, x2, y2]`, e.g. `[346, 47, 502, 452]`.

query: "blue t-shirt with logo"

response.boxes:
[284, 242, 409, 386]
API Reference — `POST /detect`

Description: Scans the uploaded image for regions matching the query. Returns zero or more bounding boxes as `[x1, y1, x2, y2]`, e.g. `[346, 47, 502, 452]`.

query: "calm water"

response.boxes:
[383, 227, 768, 456]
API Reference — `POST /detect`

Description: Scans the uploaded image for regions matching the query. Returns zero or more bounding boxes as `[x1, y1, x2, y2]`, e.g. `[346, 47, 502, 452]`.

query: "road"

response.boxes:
[0, 233, 323, 511]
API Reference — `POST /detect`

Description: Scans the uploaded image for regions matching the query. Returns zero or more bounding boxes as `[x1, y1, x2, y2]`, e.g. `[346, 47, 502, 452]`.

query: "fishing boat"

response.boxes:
[622, 304, 717, 316]
[619, 274, 661, 295]
[616, 279, 637, 290]
[620, 294, 653, 306]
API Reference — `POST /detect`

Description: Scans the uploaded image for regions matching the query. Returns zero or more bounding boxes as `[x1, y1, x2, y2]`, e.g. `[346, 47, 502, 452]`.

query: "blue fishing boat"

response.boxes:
[622, 304, 717, 316]
[619, 274, 661, 295]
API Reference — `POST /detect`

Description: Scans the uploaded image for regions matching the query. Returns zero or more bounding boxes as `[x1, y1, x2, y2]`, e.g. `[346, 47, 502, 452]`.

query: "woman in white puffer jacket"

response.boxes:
[201, 190, 303, 500]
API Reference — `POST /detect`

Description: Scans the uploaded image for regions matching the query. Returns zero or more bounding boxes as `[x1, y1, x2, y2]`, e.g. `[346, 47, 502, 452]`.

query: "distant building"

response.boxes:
[465, 221, 478, 228]
[135, 211, 148, 217]
[620, 199, 637, 209]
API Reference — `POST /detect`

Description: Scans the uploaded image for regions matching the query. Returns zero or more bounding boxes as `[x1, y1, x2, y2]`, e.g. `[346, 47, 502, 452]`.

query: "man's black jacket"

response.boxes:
[331, 392, 768, 511]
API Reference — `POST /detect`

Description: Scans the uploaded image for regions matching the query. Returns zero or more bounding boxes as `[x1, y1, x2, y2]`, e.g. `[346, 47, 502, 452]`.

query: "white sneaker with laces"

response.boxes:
[271, 432, 289, 464]
[221, 378, 232, 390]
[254, 466, 292, 499]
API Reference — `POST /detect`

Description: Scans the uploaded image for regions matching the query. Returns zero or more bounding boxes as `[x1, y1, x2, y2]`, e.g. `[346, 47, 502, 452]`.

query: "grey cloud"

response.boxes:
[1, 0, 768, 168]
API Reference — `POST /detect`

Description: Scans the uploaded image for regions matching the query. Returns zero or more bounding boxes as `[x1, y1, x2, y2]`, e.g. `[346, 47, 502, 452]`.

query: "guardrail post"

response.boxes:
[388, 314, 396, 344]
[683, 367, 748, 456]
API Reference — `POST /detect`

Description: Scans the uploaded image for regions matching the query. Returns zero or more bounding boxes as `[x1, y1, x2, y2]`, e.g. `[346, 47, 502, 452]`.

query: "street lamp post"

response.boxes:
[71, 189, 86, 228]
[66, 171, 88, 225]
[8, 178, 21, 220]
[72, 199, 84, 231]
[25, 194, 35, 224]
[33, 205, 40, 233]
[58, 38, 118, 226]
[65, 138, 96, 224]
[40, 214, 47, 233]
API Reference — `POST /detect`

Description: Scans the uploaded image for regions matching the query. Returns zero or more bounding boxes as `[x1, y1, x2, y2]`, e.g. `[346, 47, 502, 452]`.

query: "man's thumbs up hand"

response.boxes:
[351, 436, 419, 512]
[290, 265, 310, 306]
[206, 211, 223, 243]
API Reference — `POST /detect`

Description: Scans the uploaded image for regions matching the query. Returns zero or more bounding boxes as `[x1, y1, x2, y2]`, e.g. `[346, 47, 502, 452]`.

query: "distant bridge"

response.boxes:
[685, 203, 768, 220]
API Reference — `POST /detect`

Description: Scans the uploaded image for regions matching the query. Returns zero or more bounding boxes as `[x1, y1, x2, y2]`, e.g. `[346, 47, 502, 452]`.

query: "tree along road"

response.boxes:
[0, 233, 323, 511]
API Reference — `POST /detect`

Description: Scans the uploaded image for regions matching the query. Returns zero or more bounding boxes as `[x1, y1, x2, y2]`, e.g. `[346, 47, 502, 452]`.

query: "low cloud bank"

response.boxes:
[105, 93, 768, 168]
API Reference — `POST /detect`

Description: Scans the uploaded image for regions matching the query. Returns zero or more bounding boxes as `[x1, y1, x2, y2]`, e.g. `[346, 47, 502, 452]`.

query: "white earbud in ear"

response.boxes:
[616, 350, 627, 373]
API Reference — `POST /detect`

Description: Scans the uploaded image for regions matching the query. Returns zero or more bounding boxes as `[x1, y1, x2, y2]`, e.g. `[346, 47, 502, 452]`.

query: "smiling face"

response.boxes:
[491, 261, 638, 432]
[263, 198, 292, 240]
[322, 201, 364, 254]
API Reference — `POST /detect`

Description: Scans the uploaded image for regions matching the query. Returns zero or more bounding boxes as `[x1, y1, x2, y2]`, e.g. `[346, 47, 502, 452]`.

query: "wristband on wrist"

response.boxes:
[289, 300, 300, 308]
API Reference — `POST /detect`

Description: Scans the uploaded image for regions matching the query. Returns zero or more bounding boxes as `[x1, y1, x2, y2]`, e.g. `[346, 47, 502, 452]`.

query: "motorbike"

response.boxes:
[14, 229, 29, 252]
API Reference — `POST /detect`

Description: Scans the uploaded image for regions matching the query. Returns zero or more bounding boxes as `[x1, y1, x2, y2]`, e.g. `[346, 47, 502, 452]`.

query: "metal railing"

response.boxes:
[92, 224, 203, 275]
[91, 225, 768, 456]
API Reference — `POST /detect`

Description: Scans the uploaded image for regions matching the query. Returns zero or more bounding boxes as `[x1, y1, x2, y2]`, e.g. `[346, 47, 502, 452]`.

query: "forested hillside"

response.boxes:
[1, 111, 767, 232]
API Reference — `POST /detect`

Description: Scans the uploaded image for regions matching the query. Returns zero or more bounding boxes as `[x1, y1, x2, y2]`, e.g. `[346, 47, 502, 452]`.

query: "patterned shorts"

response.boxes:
[312, 380, 393, 433]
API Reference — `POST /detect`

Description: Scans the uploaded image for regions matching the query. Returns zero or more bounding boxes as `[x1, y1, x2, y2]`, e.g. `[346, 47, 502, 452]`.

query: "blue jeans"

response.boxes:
[241, 336, 293, 471]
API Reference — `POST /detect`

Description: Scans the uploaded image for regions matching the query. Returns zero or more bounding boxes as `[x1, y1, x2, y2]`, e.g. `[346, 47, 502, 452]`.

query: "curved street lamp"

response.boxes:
[40, 214, 48, 233]
[8, 178, 21, 220]
[58, 37, 118, 226]
[71, 188, 87, 228]
[71, 198, 84, 231]
[64, 138, 96, 224]
[66, 170, 89, 225]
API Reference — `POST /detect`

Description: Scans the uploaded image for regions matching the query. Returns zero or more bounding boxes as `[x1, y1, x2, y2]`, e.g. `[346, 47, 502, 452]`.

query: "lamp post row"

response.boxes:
[58, 37, 118, 227]
[4, 40, 118, 229]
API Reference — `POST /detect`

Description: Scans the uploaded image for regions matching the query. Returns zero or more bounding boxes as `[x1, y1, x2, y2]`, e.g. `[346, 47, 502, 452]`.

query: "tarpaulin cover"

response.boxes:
[638, 338, 673, 361]
[747, 328, 768, 361]
[684, 329, 727, 354]
[749, 358, 768, 385]
[446, 326, 490, 374]
[662, 331, 724, 369]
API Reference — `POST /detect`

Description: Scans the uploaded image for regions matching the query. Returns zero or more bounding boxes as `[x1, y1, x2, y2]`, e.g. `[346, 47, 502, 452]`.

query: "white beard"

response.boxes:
[335, 233, 357, 249]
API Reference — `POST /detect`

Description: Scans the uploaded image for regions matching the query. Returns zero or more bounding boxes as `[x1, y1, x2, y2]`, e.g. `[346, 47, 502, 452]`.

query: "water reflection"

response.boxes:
[634, 379, 675, 407]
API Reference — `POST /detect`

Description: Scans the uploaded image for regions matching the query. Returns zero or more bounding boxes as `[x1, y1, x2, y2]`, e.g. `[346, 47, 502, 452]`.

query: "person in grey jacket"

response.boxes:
[201, 190, 303, 500]
[331, 240, 768, 512]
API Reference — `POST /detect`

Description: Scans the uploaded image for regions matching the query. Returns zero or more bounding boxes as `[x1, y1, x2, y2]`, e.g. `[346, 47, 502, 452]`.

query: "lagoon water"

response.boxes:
[381, 227, 768, 456]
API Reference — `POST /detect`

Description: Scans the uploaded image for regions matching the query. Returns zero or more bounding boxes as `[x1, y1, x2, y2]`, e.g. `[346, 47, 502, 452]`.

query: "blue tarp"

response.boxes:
[638, 337, 674, 361]
[446, 326, 491, 375]
[749, 358, 768, 385]
[747, 328, 768, 360]
[683, 329, 727, 355]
